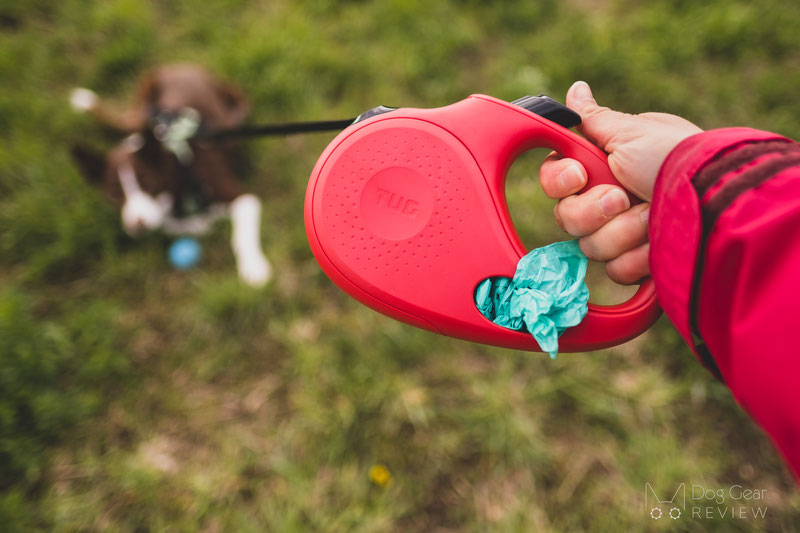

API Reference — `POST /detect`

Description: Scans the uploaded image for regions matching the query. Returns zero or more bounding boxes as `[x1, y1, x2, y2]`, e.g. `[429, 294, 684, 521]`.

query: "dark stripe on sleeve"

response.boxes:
[702, 152, 800, 230]
[693, 140, 796, 199]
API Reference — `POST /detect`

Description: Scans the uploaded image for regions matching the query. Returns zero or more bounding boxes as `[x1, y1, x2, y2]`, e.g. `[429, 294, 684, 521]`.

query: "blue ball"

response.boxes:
[169, 237, 202, 270]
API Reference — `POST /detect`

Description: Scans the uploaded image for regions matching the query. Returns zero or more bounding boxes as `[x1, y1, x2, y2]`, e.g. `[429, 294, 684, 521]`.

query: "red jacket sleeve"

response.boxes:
[649, 127, 800, 479]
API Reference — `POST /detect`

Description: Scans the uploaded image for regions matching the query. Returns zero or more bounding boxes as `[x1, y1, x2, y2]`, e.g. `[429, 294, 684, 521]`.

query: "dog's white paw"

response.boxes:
[237, 252, 272, 288]
[70, 87, 98, 112]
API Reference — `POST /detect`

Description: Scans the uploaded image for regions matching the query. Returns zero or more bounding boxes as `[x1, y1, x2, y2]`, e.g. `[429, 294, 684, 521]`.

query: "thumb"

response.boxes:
[566, 81, 626, 152]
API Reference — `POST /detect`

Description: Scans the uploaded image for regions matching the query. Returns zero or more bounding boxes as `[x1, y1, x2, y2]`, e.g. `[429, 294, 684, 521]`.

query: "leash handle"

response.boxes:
[461, 95, 659, 351]
[305, 94, 661, 352]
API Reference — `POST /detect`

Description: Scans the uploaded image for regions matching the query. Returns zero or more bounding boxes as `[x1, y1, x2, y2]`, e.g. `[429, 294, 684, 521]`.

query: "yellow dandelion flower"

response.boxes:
[368, 464, 393, 488]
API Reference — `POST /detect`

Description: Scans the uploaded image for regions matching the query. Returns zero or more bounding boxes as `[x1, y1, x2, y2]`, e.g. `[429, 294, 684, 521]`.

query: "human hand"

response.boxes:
[539, 81, 702, 284]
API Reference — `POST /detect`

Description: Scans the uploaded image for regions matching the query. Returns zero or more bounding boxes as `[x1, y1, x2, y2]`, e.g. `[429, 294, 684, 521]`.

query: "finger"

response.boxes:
[553, 185, 630, 236]
[539, 154, 587, 199]
[566, 81, 626, 152]
[578, 203, 650, 261]
[605, 242, 651, 285]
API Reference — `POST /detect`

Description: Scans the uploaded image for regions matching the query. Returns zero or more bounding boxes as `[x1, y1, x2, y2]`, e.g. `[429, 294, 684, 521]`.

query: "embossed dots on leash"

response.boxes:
[360, 166, 434, 240]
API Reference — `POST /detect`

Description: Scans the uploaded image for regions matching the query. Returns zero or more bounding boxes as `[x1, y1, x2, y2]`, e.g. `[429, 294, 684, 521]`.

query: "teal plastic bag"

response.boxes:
[475, 240, 589, 358]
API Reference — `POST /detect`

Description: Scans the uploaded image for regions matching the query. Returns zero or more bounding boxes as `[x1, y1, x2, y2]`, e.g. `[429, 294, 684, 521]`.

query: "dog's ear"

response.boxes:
[70, 145, 107, 185]
[135, 73, 160, 125]
[214, 80, 250, 127]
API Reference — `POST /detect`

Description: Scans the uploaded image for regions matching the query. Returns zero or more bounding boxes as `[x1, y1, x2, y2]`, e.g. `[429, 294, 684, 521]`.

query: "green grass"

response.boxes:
[1, 0, 799, 530]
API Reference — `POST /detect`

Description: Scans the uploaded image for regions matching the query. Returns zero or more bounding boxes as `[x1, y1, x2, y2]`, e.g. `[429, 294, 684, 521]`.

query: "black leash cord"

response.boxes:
[197, 118, 356, 140]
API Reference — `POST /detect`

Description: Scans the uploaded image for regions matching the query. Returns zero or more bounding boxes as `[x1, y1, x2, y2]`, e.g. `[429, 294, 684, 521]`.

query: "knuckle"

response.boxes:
[562, 214, 586, 236]
[578, 236, 601, 261]
[582, 105, 612, 121]
[540, 174, 562, 199]
[557, 196, 597, 236]
[553, 204, 566, 231]
[581, 235, 613, 262]
[606, 261, 636, 285]
[606, 249, 649, 285]
[616, 215, 647, 243]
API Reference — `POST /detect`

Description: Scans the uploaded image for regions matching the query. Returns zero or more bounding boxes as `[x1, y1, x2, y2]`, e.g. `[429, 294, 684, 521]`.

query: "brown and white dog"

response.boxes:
[70, 64, 271, 287]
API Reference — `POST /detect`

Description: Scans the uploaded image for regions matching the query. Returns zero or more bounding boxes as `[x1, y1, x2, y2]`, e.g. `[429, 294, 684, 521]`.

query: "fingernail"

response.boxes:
[599, 189, 629, 218]
[640, 206, 651, 225]
[558, 165, 585, 191]
[571, 81, 594, 102]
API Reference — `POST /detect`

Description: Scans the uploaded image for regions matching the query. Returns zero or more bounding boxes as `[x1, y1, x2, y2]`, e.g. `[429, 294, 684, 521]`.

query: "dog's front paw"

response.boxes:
[70, 87, 98, 112]
[237, 252, 272, 288]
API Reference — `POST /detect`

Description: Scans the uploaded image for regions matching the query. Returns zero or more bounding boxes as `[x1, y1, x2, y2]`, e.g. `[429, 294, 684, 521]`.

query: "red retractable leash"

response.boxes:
[305, 94, 661, 352]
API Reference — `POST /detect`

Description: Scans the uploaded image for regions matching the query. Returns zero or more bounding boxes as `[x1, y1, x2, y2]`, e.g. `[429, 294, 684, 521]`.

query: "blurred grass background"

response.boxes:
[1, 0, 800, 531]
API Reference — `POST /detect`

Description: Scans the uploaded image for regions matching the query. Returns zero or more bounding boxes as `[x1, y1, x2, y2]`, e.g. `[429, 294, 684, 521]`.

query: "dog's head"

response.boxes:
[72, 134, 180, 236]
[70, 64, 250, 235]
